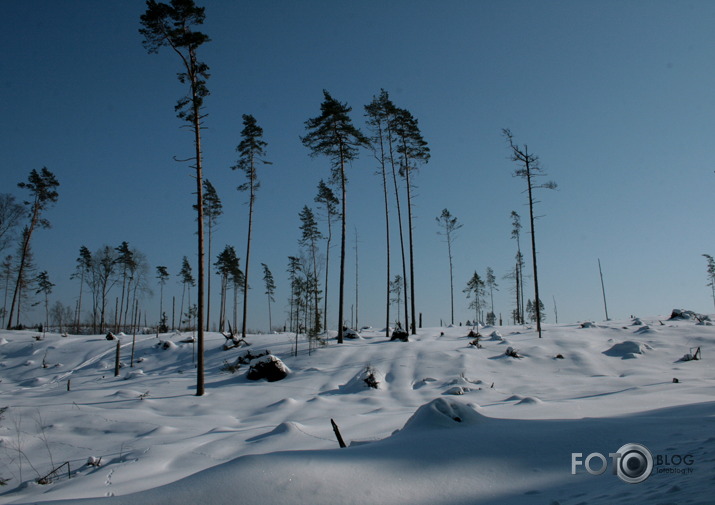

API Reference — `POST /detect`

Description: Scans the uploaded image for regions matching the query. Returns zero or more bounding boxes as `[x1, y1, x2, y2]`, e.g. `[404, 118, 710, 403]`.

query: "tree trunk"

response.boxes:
[447, 236, 454, 325]
[7, 222, 37, 330]
[206, 221, 212, 332]
[404, 168, 417, 335]
[190, 49, 206, 396]
[242, 176, 254, 339]
[337, 155, 347, 344]
[525, 156, 542, 338]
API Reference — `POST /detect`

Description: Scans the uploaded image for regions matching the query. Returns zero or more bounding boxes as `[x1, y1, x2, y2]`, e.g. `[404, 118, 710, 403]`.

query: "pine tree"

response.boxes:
[392, 107, 429, 334]
[6, 168, 59, 330]
[299, 206, 322, 335]
[214, 245, 239, 333]
[301, 91, 369, 343]
[140, 0, 211, 395]
[390, 274, 403, 328]
[35, 270, 54, 335]
[703, 254, 715, 310]
[71, 246, 92, 332]
[436, 208, 462, 325]
[287, 256, 302, 335]
[233, 114, 269, 339]
[526, 298, 546, 323]
[464, 271, 485, 325]
[115, 241, 135, 332]
[178, 256, 195, 332]
[156, 265, 170, 332]
[503, 129, 556, 338]
[314, 180, 339, 336]
[94, 246, 117, 334]
[199, 179, 222, 332]
[485, 267, 498, 325]
[261, 263, 276, 332]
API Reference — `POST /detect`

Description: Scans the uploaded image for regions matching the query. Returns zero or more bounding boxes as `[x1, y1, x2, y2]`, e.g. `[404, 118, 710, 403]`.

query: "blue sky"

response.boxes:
[2, 0, 715, 331]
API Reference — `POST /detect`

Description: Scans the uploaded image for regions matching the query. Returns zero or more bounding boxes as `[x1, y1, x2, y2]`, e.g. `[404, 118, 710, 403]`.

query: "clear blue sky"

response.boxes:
[2, 0, 715, 331]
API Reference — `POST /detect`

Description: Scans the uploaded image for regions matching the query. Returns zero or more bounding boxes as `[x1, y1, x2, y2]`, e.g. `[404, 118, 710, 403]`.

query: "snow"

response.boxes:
[0, 316, 714, 504]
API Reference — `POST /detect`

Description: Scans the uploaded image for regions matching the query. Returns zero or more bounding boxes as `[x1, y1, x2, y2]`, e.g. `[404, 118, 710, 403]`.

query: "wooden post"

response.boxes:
[67, 379, 71, 392]
[114, 340, 120, 377]
[330, 418, 346, 448]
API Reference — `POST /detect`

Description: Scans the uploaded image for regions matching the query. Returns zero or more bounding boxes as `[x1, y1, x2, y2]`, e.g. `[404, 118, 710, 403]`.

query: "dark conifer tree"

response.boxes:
[301, 91, 369, 343]
[115, 241, 135, 332]
[156, 266, 170, 331]
[261, 263, 276, 332]
[299, 206, 322, 335]
[464, 271, 485, 326]
[486, 267, 498, 325]
[35, 270, 54, 335]
[6, 168, 59, 329]
[71, 246, 93, 332]
[233, 114, 268, 340]
[703, 254, 715, 310]
[178, 256, 195, 332]
[140, 0, 210, 395]
[198, 179, 222, 332]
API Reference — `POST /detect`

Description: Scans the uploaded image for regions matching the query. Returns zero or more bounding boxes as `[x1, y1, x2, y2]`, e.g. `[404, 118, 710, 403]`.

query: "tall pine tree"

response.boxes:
[140, 0, 211, 395]
[301, 91, 369, 343]
[233, 114, 268, 340]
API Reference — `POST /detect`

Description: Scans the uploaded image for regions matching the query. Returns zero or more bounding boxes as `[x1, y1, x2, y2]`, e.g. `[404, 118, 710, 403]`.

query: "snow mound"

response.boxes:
[156, 340, 178, 350]
[634, 325, 655, 334]
[0, 337, 8, 345]
[489, 330, 503, 340]
[580, 321, 597, 328]
[443, 386, 469, 395]
[515, 396, 542, 405]
[603, 340, 653, 358]
[340, 365, 385, 392]
[401, 398, 487, 431]
[124, 369, 146, 380]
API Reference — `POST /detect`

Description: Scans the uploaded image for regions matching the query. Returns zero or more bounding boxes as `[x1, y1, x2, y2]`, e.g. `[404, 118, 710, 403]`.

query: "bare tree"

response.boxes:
[141, 0, 211, 395]
[0, 194, 24, 254]
[503, 129, 557, 338]
[436, 208, 462, 325]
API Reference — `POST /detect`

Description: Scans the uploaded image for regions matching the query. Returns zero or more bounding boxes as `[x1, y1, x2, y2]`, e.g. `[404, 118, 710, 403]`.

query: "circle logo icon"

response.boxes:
[616, 443, 653, 484]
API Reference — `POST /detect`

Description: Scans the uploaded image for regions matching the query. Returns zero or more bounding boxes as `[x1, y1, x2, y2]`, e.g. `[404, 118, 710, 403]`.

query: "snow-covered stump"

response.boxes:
[246, 354, 291, 382]
[390, 329, 409, 342]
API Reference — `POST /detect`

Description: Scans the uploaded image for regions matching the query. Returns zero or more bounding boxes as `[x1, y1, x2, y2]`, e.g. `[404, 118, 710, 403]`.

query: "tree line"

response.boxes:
[0, 0, 560, 398]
